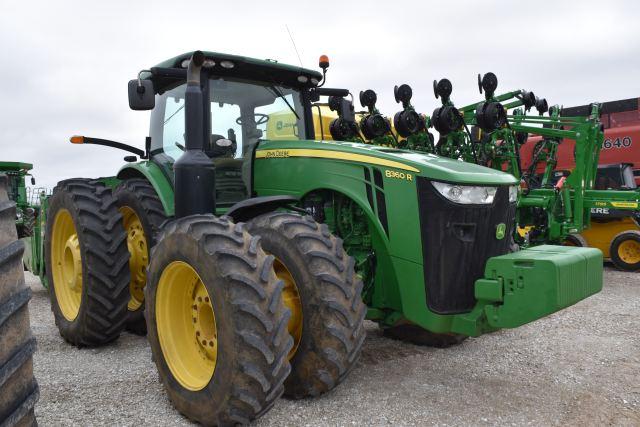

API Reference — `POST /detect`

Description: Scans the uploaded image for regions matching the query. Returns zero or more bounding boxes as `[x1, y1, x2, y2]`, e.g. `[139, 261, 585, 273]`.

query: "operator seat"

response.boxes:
[207, 130, 247, 205]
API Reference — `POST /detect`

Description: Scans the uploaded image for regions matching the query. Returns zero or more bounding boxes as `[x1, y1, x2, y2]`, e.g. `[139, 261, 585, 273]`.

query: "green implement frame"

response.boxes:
[429, 79, 640, 245]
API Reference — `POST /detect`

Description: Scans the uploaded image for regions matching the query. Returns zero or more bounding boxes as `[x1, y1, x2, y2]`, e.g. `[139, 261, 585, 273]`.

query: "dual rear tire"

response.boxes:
[45, 179, 130, 346]
[45, 178, 167, 344]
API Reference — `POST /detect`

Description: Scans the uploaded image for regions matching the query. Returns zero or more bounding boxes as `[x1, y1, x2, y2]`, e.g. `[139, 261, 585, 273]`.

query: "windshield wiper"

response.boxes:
[267, 85, 299, 120]
[164, 104, 185, 125]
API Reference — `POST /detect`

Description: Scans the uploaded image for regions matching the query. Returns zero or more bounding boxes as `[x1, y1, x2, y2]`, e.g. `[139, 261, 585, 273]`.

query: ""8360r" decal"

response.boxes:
[602, 136, 632, 149]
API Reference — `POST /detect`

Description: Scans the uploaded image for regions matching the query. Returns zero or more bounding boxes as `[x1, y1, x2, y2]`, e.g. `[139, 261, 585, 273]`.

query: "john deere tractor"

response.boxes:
[40, 51, 603, 425]
[0, 162, 37, 239]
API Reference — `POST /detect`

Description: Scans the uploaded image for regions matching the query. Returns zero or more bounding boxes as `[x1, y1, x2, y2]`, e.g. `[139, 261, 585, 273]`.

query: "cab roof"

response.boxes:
[0, 161, 33, 172]
[150, 51, 323, 92]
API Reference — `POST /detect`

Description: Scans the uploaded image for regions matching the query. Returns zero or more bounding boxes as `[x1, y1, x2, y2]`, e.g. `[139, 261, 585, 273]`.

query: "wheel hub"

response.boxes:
[120, 207, 149, 311]
[51, 209, 83, 321]
[156, 261, 217, 391]
[63, 234, 82, 292]
[192, 284, 217, 360]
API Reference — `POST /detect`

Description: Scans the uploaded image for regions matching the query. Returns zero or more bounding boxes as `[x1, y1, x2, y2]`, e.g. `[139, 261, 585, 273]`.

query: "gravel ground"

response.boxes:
[28, 267, 639, 426]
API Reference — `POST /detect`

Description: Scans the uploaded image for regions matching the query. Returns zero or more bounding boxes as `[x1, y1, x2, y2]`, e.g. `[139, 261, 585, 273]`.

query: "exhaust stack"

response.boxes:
[173, 51, 216, 218]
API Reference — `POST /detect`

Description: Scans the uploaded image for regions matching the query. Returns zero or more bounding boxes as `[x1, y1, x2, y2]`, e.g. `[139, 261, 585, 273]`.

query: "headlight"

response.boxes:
[432, 181, 497, 205]
[509, 185, 518, 203]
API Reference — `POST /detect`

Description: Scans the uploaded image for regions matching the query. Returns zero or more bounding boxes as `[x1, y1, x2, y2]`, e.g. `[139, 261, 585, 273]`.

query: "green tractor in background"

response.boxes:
[0, 161, 50, 283]
[0, 162, 36, 239]
[33, 51, 604, 425]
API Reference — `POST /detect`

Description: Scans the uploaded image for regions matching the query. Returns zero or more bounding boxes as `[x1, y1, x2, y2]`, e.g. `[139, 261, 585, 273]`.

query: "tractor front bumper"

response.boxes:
[451, 245, 603, 336]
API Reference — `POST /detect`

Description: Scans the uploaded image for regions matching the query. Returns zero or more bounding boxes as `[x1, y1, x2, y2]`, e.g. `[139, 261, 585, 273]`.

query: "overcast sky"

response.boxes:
[1, 0, 639, 189]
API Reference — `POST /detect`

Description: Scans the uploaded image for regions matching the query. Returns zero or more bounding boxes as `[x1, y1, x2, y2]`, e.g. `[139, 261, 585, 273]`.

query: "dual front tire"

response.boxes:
[145, 215, 292, 425]
[114, 179, 167, 335]
[143, 212, 367, 424]
[246, 212, 367, 398]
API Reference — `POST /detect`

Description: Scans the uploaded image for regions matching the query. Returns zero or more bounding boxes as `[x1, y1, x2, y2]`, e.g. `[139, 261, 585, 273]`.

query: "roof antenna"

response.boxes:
[285, 25, 304, 67]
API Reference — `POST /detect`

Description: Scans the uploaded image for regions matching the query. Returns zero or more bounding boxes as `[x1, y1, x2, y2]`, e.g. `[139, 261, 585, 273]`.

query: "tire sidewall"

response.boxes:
[248, 212, 366, 399]
[145, 230, 236, 419]
[115, 183, 160, 325]
[252, 226, 321, 367]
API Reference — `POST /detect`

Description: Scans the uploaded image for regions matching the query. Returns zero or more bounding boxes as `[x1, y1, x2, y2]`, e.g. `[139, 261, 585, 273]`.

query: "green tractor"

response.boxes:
[38, 51, 603, 424]
[0, 162, 36, 239]
[0, 161, 50, 284]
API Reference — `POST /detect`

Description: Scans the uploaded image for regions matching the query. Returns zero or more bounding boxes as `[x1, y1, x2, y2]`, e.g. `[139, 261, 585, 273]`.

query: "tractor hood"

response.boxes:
[256, 140, 518, 186]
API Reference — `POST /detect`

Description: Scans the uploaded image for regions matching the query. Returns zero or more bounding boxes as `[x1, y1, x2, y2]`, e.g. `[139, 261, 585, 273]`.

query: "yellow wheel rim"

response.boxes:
[618, 239, 640, 264]
[156, 261, 217, 391]
[51, 209, 83, 321]
[120, 207, 149, 311]
[273, 258, 302, 360]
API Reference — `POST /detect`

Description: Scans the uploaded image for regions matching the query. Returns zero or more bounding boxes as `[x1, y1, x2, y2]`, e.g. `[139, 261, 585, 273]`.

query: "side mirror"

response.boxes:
[30, 177, 35, 185]
[128, 79, 155, 111]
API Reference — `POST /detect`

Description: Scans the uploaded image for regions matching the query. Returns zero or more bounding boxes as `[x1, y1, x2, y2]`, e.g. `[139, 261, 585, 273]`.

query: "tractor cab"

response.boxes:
[128, 51, 331, 209]
[148, 67, 311, 206]
[594, 163, 637, 190]
[0, 162, 33, 205]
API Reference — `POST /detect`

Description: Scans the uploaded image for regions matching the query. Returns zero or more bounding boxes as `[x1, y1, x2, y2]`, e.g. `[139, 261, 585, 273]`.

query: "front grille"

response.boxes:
[416, 178, 516, 314]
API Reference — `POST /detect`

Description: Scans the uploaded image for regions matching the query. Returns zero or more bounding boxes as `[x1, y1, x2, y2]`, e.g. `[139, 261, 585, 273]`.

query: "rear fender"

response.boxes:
[117, 162, 175, 216]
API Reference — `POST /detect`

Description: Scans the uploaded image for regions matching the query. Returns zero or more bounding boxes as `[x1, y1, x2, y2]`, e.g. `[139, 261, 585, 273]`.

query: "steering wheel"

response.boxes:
[236, 113, 269, 126]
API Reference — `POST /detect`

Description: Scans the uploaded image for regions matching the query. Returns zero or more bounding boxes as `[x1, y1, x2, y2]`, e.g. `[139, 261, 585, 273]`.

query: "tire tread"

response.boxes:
[249, 212, 366, 399]
[45, 179, 130, 347]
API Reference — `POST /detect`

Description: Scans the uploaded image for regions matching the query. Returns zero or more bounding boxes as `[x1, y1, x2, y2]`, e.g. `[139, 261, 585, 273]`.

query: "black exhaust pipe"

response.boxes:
[174, 51, 216, 218]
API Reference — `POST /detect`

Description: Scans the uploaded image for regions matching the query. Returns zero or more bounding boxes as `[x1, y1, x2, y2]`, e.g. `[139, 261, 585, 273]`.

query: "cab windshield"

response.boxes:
[149, 77, 307, 206]
[150, 78, 307, 161]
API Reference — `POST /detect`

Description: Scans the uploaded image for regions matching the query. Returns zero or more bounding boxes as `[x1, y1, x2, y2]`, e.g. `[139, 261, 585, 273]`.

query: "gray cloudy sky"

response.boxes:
[1, 0, 639, 189]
